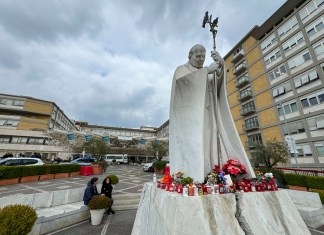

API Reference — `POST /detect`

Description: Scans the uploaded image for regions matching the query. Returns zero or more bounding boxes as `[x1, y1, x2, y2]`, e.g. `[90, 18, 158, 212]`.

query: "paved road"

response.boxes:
[0, 164, 153, 198]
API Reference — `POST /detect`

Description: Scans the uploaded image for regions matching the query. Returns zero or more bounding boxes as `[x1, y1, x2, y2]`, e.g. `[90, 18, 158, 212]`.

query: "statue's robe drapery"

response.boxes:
[169, 62, 255, 181]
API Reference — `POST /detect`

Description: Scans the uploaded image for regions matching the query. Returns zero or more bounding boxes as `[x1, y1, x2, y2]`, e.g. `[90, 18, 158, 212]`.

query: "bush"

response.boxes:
[309, 189, 324, 204]
[306, 176, 324, 190]
[106, 175, 119, 185]
[284, 174, 307, 187]
[0, 204, 37, 235]
[88, 195, 112, 210]
[70, 164, 81, 172]
[152, 160, 167, 170]
[0, 166, 22, 179]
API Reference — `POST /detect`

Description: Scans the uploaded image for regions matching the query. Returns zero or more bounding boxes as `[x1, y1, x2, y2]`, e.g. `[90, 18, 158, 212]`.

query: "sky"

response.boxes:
[0, 0, 286, 128]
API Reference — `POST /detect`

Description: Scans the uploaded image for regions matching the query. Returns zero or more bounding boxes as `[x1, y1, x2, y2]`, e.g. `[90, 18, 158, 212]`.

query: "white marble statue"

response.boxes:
[169, 44, 255, 181]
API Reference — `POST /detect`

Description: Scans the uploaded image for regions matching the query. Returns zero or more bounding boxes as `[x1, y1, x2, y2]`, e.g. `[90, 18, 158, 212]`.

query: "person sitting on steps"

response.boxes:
[101, 176, 115, 214]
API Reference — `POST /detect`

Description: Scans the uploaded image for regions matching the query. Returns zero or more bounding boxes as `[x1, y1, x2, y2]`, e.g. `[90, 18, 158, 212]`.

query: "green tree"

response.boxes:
[82, 138, 109, 162]
[146, 140, 168, 161]
[253, 138, 289, 169]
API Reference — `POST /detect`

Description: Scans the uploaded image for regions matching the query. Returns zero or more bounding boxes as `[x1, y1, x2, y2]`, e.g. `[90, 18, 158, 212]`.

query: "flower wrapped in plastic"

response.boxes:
[222, 158, 247, 178]
[161, 174, 173, 185]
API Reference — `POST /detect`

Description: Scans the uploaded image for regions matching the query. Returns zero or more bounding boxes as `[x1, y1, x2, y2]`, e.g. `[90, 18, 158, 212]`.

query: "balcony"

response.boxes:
[245, 140, 263, 149]
[240, 105, 256, 116]
[235, 76, 250, 88]
[242, 122, 259, 131]
[233, 62, 247, 75]
[232, 50, 245, 63]
[238, 90, 252, 102]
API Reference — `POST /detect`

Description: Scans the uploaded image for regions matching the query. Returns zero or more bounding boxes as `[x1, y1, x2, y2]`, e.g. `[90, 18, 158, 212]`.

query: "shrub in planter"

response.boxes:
[153, 160, 167, 171]
[98, 160, 109, 172]
[306, 176, 324, 190]
[70, 164, 81, 172]
[0, 204, 37, 235]
[88, 195, 112, 210]
[106, 175, 119, 185]
[284, 174, 307, 187]
[0, 166, 22, 179]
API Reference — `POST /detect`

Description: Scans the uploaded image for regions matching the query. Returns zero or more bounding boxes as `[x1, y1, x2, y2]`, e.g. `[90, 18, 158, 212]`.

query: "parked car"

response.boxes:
[69, 158, 96, 166]
[0, 157, 44, 166]
[143, 162, 154, 172]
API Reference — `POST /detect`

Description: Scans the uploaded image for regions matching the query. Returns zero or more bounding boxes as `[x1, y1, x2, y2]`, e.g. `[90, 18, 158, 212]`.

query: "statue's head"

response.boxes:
[188, 44, 206, 69]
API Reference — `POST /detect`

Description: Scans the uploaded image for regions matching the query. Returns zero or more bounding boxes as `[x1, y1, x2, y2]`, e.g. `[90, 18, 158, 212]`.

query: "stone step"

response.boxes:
[114, 203, 139, 211]
[114, 198, 141, 206]
[114, 193, 142, 200]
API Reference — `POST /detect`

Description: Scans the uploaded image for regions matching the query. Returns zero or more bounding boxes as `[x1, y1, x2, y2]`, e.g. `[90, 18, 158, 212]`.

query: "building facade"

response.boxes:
[224, 0, 324, 168]
[0, 93, 77, 160]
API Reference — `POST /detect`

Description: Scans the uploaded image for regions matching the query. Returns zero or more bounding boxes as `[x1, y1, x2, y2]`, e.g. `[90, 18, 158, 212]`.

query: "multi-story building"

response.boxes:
[0, 93, 78, 160]
[224, 0, 324, 168]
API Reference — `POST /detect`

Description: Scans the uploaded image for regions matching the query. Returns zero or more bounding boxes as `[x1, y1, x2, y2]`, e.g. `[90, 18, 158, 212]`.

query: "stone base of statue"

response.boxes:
[131, 183, 310, 235]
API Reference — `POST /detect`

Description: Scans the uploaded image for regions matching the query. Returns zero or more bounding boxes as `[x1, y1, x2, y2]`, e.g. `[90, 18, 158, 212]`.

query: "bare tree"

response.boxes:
[253, 138, 289, 169]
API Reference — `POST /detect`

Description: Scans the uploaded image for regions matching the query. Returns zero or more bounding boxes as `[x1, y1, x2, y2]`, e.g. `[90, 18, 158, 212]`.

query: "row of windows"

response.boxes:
[277, 89, 324, 116]
[0, 136, 49, 145]
[263, 14, 323, 70]
[0, 98, 24, 107]
[299, 0, 324, 21]
[272, 68, 319, 97]
[0, 119, 19, 127]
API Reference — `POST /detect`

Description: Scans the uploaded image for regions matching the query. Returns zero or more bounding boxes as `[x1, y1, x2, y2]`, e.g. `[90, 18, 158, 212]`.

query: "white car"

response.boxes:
[0, 157, 44, 166]
[143, 163, 154, 172]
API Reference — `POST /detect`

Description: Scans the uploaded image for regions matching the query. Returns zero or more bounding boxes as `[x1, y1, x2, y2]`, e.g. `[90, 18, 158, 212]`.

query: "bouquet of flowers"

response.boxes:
[222, 159, 247, 178]
[264, 172, 274, 182]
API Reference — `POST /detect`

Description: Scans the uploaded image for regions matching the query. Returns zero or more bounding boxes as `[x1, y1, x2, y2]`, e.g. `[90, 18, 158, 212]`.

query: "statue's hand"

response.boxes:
[207, 62, 219, 74]
[211, 51, 224, 70]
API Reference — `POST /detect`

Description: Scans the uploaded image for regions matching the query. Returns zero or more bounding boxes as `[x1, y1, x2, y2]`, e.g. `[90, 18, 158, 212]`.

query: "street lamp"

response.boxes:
[279, 101, 299, 168]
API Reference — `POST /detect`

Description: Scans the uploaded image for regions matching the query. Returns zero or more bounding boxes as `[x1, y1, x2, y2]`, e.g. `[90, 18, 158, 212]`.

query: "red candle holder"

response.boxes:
[177, 184, 183, 194]
[157, 180, 161, 188]
[161, 183, 166, 189]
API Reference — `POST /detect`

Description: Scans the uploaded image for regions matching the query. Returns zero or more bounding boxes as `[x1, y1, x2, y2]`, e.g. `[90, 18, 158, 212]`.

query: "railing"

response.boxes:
[240, 105, 256, 116]
[274, 167, 324, 177]
[233, 62, 247, 75]
[235, 75, 250, 88]
[243, 121, 259, 131]
[232, 50, 245, 63]
[238, 90, 252, 101]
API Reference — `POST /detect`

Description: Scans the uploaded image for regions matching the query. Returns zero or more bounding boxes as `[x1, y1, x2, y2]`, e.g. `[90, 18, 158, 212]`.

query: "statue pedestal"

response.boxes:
[131, 183, 310, 235]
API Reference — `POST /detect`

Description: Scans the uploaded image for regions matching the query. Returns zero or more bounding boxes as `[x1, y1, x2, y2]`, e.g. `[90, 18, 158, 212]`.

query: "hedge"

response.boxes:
[309, 189, 324, 204]
[0, 164, 81, 179]
[284, 174, 308, 187]
[306, 176, 324, 190]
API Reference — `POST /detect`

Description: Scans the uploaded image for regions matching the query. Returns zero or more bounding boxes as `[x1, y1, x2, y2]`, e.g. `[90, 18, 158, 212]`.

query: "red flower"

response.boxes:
[227, 165, 241, 175]
[227, 159, 239, 166]
[239, 163, 247, 174]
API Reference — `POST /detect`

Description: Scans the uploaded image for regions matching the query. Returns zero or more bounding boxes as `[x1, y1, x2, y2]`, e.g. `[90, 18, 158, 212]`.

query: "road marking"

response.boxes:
[46, 220, 88, 234]
[101, 214, 112, 235]
[19, 184, 46, 192]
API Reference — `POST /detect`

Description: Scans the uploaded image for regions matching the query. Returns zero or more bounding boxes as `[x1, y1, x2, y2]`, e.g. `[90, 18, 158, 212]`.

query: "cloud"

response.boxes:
[0, 0, 285, 128]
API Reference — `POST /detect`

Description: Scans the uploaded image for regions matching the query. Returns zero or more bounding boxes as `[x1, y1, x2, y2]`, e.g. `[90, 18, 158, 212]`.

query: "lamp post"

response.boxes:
[279, 101, 299, 168]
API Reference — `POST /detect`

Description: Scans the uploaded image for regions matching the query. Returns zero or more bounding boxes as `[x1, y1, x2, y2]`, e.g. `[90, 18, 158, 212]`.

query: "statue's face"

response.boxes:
[190, 50, 205, 68]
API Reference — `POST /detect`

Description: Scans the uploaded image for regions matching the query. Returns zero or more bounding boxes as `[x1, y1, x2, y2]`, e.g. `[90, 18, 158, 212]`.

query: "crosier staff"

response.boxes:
[202, 11, 223, 168]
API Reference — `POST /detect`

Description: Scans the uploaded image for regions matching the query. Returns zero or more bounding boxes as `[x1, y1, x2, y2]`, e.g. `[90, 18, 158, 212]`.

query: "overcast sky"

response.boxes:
[0, 0, 286, 128]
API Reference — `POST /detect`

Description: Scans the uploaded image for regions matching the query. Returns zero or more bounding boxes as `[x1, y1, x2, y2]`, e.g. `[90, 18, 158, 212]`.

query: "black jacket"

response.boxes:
[83, 181, 99, 205]
[101, 182, 113, 198]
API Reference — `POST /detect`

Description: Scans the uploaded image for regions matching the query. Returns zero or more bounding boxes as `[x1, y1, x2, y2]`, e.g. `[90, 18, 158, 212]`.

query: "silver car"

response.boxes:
[0, 157, 44, 166]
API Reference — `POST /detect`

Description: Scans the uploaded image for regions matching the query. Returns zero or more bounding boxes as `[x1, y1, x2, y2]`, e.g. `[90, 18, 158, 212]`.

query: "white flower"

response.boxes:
[264, 173, 273, 178]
